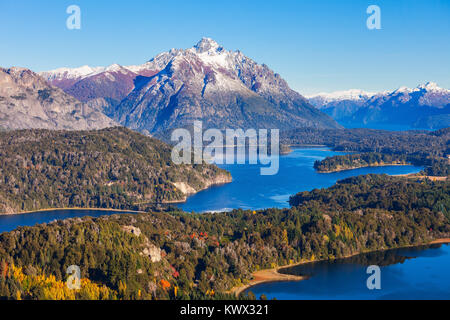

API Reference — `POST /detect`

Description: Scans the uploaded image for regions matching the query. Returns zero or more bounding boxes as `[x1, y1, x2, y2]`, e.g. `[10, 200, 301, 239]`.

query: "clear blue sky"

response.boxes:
[1, 0, 449, 94]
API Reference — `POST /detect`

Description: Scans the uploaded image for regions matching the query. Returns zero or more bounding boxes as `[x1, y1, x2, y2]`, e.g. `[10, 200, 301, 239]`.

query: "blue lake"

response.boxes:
[0, 147, 444, 300]
[245, 243, 450, 300]
[0, 209, 138, 234]
[180, 147, 423, 213]
[0, 148, 422, 233]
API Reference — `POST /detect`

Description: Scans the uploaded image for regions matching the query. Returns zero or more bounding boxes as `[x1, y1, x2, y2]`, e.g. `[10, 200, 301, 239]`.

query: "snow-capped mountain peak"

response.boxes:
[309, 83, 449, 104]
[391, 82, 448, 95]
[193, 37, 222, 54]
[40, 38, 233, 82]
[40, 63, 132, 80]
[105, 63, 126, 73]
[307, 82, 449, 130]
[40, 65, 106, 80]
[36, 38, 342, 132]
[417, 81, 446, 92]
[110, 38, 340, 132]
[307, 89, 377, 105]
[392, 86, 414, 94]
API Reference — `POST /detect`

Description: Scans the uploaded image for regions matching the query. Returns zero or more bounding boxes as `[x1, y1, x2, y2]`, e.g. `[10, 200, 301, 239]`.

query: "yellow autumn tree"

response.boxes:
[7, 264, 117, 300]
[282, 229, 288, 246]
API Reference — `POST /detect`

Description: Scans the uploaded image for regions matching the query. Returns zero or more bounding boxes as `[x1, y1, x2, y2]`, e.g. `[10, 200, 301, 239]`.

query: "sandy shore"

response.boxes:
[430, 238, 450, 244]
[228, 266, 306, 297]
[229, 238, 450, 297]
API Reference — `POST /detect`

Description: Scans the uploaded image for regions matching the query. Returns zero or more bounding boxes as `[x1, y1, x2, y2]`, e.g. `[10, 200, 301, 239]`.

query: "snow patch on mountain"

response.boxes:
[309, 83, 449, 107]
[40, 65, 107, 81]
[307, 89, 378, 106]
[308, 82, 449, 129]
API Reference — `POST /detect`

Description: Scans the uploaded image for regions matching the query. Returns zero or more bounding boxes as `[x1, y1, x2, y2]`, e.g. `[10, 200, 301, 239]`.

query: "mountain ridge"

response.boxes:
[308, 82, 450, 129]
[0, 67, 117, 131]
[40, 38, 341, 133]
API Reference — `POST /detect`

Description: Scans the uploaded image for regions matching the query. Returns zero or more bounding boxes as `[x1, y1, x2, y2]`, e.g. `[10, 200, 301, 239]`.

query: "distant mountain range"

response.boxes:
[6, 38, 447, 133]
[40, 38, 341, 133]
[0, 67, 116, 131]
[307, 82, 450, 130]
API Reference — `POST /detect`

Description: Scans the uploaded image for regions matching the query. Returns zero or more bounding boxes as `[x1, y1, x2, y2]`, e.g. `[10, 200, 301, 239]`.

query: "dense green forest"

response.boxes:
[1, 175, 448, 300]
[312, 152, 443, 173]
[314, 152, 413, 172]
[290, 174, 450, 220]
[282, 127, 450, 175]
[0, 127, 230, 214]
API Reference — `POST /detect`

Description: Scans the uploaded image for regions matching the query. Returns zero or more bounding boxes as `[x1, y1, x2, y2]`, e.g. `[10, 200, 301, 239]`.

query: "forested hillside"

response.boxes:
[0, 127, 230, 214]
[1, 175, 448, 300]
[282, 128, 450, 175]
[290, 174, 450, 220]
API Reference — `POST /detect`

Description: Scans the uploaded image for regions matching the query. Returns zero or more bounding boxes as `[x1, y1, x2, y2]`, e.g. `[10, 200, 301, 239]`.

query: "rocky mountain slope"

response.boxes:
[308, 83, 450, 129]
[0, 67, 117, 130]
[41, 64, 150, 116]
[41, 38, 341, 133]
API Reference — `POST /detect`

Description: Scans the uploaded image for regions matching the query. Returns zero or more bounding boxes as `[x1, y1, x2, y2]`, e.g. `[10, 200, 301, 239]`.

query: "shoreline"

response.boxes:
[163, 179, 234, 205]
[393, 173, 447, 181]
[288, 144, 328, 148]
[1, 175, 233, 216]
[430, 238, 450, 244]
[280, 144, 331, 155]
[229, 238, 450, 297]
[0, 207, 145, 217]
[316, 162, 414, 174]
[228, 267, 306, 297]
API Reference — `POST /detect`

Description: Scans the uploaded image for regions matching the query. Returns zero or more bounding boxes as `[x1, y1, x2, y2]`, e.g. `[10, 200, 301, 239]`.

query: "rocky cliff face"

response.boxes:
[0, 67, 117, 130]
[41, 38, 341, 133]
[172, 172, 232, 198]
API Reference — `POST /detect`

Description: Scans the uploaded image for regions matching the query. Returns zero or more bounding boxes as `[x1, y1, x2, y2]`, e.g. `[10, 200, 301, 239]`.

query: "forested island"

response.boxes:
[1, 175, 449, 300]
[314, 152, 414, 173]
[281, 127, 450, 176]
[0, 127, 231, 215]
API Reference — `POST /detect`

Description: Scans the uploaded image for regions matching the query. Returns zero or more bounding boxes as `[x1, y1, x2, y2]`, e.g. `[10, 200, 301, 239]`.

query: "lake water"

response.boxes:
[0, 147, 442, 300]
[0, 209, 138, 234]
[0, 148, 422, 233]
[180, 147, 423, 213]
[245, 243, 450, 300]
